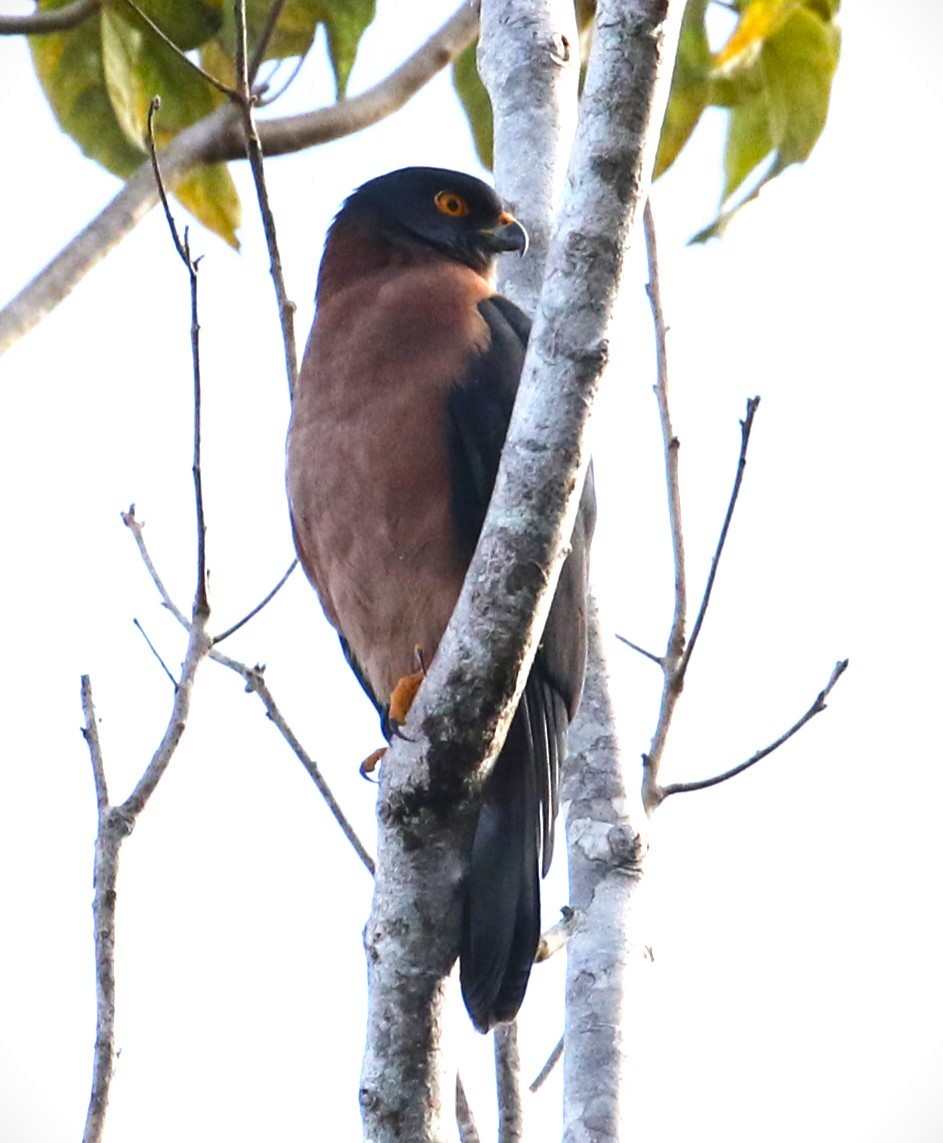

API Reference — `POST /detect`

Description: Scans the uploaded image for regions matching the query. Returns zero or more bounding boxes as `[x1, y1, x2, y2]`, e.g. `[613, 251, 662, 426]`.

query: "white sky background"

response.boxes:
[1, 1, 941, 1140]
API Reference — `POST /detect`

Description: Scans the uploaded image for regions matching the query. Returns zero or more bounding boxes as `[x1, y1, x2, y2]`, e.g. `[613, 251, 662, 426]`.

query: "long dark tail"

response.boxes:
[460, 679, 566, 1032]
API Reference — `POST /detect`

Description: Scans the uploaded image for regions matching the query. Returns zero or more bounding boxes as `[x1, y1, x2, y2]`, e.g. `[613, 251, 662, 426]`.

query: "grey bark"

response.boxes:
[359, 1, 682, 1140]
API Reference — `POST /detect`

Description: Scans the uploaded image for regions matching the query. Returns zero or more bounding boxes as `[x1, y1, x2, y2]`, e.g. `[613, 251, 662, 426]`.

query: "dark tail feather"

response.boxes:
[460, 711, 541, 1032]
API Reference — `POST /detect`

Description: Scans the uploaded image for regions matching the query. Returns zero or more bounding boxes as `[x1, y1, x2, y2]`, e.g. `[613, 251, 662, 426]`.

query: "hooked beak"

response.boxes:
[479, 211, 529, 257]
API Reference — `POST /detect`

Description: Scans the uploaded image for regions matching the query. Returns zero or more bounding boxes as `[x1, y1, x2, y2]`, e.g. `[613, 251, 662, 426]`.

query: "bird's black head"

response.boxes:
[337, 166, 528, 276]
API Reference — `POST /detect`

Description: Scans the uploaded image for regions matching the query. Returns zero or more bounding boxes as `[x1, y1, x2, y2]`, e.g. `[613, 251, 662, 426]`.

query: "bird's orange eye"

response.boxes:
[435, 191, 470, 217]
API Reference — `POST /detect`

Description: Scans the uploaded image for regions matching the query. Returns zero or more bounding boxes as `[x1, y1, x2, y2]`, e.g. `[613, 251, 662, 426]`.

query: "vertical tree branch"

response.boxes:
[484, 1, 681, 1139]
[456, 1076, 482, 1143]
[479, 0, 580, 307]
[494, 1023, 524, 1142]
[639, 197, 687, 808]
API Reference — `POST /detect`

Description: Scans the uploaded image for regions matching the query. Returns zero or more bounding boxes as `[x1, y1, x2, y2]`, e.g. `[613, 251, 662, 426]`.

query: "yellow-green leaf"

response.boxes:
[654, 0, 711, 179]
[715, 0, 803, 68]
[127, 0, 223, 52]
[174, 163, 242, 249]
[452, 41, 493, 170]
[29, 0, 144, 177]
[763, 6, 840, 167]
[321, 0, 376, 99]
[101, 5, 222, 151]
[695, 0, 840, 239]
[721, 83, 773, 200]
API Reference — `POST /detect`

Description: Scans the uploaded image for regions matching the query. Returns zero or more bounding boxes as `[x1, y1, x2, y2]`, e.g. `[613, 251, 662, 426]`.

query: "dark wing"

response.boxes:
[447, 296, 526, 555]
[449, 295, 595, 1030]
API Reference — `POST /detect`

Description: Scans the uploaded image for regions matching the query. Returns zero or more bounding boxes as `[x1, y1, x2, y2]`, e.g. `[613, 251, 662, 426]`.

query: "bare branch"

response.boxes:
[121, 507, 374, 871]
[212, 559, 298, 645]
[122, 619, 212, 819]
[132, 618, 179, 689]
[210, 652, 377, 875]
[614, 631, 663, 667]
[680, 395, 760, 674]
[81, 805, 125, 1143]
[80, 675, 109, 816]
[79, 212, 215, 1132]
[233, 0, 298, 396]
[0, 0, 98, 34]
[645, 198, 687, 667]
[639, 199, 687, 807]
[656, 659, 850, 804]
[0, 3, 479, 357]
[121, 506, 189, 627]
[639, 207, 761, 811]
[456, 1075, 482, 1143]
[494, 1023, 524, 1143]
[529, 1035, 563, 1093]
[146, 100, 210, 619]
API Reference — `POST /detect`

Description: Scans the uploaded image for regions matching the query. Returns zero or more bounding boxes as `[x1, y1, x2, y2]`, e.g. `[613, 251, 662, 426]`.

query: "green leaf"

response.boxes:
[762, 6, 841, 168]
[29, 0, 145, 177]
[100, 5, 222, 149]
[452, 41, 493, 170]
[653, 0, 711, 179]
[216, 0, 376, 99]
[128, 0, 223, 52]
[693, 0, 840, 239]
[175, 163, 242, 250]
[721, 82, 773, 200]
[321, 0, 376, 99]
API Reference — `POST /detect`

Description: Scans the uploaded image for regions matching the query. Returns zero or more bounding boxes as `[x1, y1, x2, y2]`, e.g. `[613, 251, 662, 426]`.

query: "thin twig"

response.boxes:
[132, 618, 179, 689]
[0, 0, 98, 34]
[247, 0, 291, 85]
[456, 1074, 481, 1143]
[146, 99, 210, 620]
[529, 1035, 564, 1093]
[121, 512, 375, 872]
[640, 203, 767, 812]
[645, 199, 686, 668]
[640, 200, 687, 807]
[614, 631, 663, 667]
[80, 113, 226, 1137]
[657, 659, 849, 803]
[679, 395, 760, 675]
[234, 0, 298, 396]
[256, 51, 310, 109]
[80, 675, 109, 815]
[494, 1022, 524, 1143]
[212, 559, 298, 644]
[211, 651, 376, 875]
[119, 0, 237, 99]
[124, 607, 212, 821]
[121, 506, 189, 626]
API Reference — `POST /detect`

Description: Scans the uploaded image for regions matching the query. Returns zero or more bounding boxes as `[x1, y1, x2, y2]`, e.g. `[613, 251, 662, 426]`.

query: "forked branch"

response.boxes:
[655, 658, 849, 805]
[635, 201, 846, 812]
